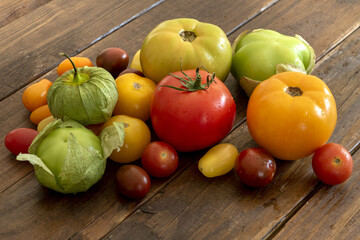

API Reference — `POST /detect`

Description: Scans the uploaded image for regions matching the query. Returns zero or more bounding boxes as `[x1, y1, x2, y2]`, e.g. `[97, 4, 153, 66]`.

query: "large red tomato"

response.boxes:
[151, 68, 236, 152]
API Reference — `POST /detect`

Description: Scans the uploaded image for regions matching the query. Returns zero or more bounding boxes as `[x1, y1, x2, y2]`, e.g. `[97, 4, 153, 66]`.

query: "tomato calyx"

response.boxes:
[285, 86, 303, 97]
[161, 67, 216, 92]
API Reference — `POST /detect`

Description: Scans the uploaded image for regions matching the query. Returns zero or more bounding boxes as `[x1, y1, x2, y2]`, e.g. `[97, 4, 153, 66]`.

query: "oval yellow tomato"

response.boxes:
[37, 115, 55, 132]
[247, 72, 337, 160]
[102, 115, 151, 163]
[113, 73, 156, 121]
[130, 50, 142, 71]
[198, 143, 238, 178]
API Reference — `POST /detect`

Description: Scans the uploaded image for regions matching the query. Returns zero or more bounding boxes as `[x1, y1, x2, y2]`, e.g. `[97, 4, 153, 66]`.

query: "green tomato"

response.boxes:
[140, 18, 232, 83]
[231, 29, 315, 96]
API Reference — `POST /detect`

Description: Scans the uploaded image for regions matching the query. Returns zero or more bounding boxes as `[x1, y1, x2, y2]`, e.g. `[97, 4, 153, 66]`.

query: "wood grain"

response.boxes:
[0, 0, 160, 101]
[0, 0, 51, 29]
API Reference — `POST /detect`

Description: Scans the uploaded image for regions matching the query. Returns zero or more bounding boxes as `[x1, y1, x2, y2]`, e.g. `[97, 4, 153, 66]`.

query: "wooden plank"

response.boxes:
[0, 0, 51, 29]
[0, 0, 279, 239]
[100, 0, 360, 239]
[269, 28, 360, 240]
[0, 0, 160, 101]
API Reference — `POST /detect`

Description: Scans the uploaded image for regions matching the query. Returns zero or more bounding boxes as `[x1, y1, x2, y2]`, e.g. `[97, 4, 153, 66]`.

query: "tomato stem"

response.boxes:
[60, 53, 79, 83]
[160, 64, 216, 92]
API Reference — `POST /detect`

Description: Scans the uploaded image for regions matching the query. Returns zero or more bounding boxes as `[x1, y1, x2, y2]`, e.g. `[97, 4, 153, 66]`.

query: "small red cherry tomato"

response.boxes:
[141, 141, 179, 178]
[235, 148, 276, 187]
[4, 128, 38, 155]
[312, 143, 353, 185]
[115, 165, 151, 199]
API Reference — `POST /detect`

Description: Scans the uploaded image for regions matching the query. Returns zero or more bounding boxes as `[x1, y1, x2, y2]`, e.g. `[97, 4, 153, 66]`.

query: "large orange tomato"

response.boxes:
[246, 72, 337, 160]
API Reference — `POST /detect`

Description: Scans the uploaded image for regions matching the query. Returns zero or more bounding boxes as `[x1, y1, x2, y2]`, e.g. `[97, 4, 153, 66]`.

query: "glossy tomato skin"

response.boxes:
[140, 18, 232, 83]
[235, 148, 276, 187]
[247, 72, 337, 160]
[5, 128, 38, 155]
[115, 165, 151, 199]
[141, 141, 179, 178]
[96, 48, 129, 78]
[312, 143, 353, 185]
[151, 69, 236, 152]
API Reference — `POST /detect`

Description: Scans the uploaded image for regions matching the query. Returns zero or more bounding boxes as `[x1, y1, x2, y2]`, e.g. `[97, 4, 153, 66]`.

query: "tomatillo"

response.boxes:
[16, 119, 125, 194]
[231, 29, 315, 96]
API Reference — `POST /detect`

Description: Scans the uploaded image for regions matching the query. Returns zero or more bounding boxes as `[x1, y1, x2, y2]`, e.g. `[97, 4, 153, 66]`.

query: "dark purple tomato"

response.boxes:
[235, 148, 276, 187]
[96, 48, 129, 78]
[115, 165, 151, 199]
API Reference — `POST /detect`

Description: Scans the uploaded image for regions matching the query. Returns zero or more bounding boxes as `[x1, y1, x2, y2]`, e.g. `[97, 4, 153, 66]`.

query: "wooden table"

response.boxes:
[1, 0, 360, 239]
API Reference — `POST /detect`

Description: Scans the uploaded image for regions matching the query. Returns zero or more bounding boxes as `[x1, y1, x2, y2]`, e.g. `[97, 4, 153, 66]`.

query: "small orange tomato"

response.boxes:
[30, 104, 52, 125]
[113, 73, 156, 121]
[247, 72, 337, 160]
[57, 56, 93, 76]
[22, 79, 52, 112]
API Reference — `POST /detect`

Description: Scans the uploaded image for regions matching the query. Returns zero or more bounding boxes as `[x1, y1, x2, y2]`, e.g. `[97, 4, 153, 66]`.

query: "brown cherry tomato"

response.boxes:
[96, 47, 129, 78]
[118, 68, 144, 77]
[115, 165, 151, 199]
[235, 148, 276, 187]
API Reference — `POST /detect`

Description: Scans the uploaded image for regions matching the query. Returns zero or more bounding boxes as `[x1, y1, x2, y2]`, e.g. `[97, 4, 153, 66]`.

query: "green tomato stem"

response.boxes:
[161, 66, 216, 92]
[60, 53, 79, 83]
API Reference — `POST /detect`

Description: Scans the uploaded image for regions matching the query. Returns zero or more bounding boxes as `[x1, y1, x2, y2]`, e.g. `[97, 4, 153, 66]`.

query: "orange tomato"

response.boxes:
[247, 72, 337, 160]
[22, 79, 52, 112]
[30, 105, 52, 125]
[57, 56, 93, 76]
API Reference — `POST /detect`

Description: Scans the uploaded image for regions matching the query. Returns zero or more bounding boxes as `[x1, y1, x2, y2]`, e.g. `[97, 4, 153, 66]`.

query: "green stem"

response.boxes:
[60, 53, 79, 83]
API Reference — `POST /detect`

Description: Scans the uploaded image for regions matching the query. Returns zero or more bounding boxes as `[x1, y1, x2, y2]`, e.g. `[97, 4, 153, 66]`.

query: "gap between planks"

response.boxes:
[0, 0, 166, 103]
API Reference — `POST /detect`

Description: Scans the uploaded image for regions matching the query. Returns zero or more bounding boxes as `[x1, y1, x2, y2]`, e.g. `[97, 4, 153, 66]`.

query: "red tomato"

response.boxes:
[115, 165, 151, 199]
[141, 141, 179, 178]
[235, 148, 276, 187]
[151, 69, 236, 152]
[4, 128, 38, 155]
[312, 143, 353, 185]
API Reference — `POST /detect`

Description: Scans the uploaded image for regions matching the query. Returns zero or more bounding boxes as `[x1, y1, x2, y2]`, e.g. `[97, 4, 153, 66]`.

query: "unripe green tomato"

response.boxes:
[198, 143, 238, 178]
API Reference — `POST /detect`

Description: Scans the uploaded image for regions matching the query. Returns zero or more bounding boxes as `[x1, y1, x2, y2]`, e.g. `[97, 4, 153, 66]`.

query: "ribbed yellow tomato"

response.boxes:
[102, 115, 151, 163]
[113, 73, 156, 121]
[247, 72, 337, 160]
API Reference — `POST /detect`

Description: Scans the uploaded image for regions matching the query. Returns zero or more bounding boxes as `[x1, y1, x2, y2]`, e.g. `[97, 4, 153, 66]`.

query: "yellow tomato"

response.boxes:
[247, 72, 337, 160]
[37, 115, 55, 132]
[102, 115, 151, 163]
[198, 143, 238, 178]
[113, 73, 156, 121]
[130, 50, 142, 71]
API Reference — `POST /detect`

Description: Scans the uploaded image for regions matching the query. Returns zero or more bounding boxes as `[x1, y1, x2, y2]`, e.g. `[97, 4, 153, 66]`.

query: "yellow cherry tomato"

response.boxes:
[113, 73, 156, 121]
[37, 115, 55, 132]
[130, 50, 142, 71]
[247, 72, 337, 160]
[198, 143, 238, 178]
[102, 115, 151, 163]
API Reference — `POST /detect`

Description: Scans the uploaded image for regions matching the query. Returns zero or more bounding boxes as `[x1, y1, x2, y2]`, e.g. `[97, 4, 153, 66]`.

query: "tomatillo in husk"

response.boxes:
[47, 54, 118, 125]
[231, 29, 315, 96]
[16, 119, 125, 194]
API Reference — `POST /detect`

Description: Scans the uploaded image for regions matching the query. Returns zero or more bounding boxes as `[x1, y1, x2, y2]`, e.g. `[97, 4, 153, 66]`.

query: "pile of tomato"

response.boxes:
[4, 18, 354, 199]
